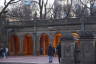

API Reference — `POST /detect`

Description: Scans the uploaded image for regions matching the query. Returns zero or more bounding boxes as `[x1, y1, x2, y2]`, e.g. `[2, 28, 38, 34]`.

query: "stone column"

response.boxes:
[79, 31, 95, 64]
[95, 41, 96, 64]
[33, 21, 37, 56]
[33, 32, 37, 56]
[35, 33, 40, 56]
[61, 33, 75, 64]
[18, 34, 24, 56]
[1, 28, 8, 48]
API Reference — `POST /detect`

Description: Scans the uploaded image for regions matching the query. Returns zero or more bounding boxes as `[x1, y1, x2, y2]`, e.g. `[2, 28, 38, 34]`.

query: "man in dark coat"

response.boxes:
[48, 44, 54, 63]
[56, 43, 61, 63]
[0, 48, 3, 58]
[40, 48, 43, 55]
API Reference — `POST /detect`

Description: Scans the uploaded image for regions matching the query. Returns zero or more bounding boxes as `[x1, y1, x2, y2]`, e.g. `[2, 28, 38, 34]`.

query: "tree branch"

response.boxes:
[10, 0, 21, 4]
[4, 0, 7, 6]
[79, 0, 90, 9]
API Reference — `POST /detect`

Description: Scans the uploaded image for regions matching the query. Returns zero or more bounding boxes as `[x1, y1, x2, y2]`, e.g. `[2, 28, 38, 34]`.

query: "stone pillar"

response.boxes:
[1, 28, 8, 48]
[33, 32, 37, 56]
[33, 21, 37, 56]
[61, 33, 75, 64]
[36, 33, 40, 56]
[18, 34, 24, 56]
[79, 31, 95, 64]
[95, 41, 96, 64]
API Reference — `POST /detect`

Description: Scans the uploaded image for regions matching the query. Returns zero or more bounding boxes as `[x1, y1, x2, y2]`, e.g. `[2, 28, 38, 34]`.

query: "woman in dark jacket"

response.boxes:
[48, 44, 54, 63]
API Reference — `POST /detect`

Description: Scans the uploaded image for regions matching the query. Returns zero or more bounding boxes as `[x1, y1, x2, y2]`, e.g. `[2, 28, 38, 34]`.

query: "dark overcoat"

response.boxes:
[48, 45, 54, 56]
[56, 44, 61, 57]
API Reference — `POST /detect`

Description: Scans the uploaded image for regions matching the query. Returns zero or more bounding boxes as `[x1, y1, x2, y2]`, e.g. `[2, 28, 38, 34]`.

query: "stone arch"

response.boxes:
[8, 34, 20, 56]
[23, 34, 33, 55]
[40, 33, 50, 55]
[53, 32, 63, 48]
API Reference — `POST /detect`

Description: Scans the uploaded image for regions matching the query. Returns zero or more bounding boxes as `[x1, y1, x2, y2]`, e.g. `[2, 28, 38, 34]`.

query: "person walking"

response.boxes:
[56, 43, 61, 63]
[5, 48, 8, 58]
[48, 44, 54, 63]
[0, 48, 3, 58]
[2, 48, 6, 58]
[40, 48, 43, 55]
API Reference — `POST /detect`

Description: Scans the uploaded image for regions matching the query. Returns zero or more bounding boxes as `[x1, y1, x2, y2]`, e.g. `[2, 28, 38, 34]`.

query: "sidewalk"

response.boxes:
[0, 56, 59, 64]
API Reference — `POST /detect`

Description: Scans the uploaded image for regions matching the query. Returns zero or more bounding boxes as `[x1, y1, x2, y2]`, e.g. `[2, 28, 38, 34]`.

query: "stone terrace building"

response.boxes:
[0, 17, 96, 57]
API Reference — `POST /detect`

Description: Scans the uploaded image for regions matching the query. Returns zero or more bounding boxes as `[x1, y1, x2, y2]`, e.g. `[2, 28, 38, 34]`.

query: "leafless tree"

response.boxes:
[53, 0, 73, 19]
[38, 0, 44, 19]
[0, 0, 21, 17]
[79, 0, 96, 16]
[44, 0, 48, 19]
[33, 0, 51, 19]
[8, 3, 33, 21]
[65, 0, 73, 17]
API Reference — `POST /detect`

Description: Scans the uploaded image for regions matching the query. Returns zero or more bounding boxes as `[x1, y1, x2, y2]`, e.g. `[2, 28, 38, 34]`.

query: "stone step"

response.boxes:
[0, 56, 59, 64]
[0, 62, 59, 64]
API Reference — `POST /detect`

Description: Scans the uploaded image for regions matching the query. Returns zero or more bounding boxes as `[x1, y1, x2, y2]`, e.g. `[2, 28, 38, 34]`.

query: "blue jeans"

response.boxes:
[3, 52, 7, 58]
[48, 56, 53, 62]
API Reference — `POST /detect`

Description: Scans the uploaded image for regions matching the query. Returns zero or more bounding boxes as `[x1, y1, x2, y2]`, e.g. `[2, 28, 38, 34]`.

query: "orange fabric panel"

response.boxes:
[23, 34, 33, 55]
[9, 36, 15, 55]
[53, 32, 63, 48]
[40, 33, 50, 55]
[9, 35, 20, 56]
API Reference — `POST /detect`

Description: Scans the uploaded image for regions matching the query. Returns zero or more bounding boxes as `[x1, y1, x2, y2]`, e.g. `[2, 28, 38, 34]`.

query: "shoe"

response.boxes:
[49, 61, 52, 63]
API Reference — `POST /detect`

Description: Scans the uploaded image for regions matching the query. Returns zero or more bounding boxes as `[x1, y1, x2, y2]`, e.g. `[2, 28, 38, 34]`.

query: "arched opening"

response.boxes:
[9, 35, 20, 56]
[40, 33, 50, 55]
[53, 32, 63, 48]
[23, 34, 33, 55]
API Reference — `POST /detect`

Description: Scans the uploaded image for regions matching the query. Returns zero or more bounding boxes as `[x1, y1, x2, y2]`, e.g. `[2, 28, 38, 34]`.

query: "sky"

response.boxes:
[0, 0, 55, 6]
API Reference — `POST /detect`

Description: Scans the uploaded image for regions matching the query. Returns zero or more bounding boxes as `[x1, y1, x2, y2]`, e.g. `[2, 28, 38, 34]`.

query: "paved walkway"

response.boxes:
[0, 56, 59, 64]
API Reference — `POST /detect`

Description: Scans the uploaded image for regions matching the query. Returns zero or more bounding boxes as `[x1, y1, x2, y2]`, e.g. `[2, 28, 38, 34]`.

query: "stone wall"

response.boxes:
[61, 32, 96, 64]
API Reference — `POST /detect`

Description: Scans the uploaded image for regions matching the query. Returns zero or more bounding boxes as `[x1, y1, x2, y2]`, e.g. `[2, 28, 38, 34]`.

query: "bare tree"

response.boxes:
[44, 0, 48, 19]
[38, 0, 44, 19]
[65, 0, 73, 17]
[8, 2, 33, 21]
[79, 0, 96, 16]
[0, 0, 21, 17]
[53, 0, 73, 19]
[32, 0, 51, 19]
